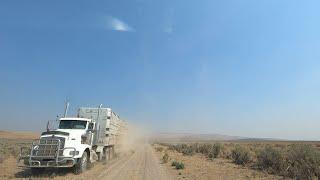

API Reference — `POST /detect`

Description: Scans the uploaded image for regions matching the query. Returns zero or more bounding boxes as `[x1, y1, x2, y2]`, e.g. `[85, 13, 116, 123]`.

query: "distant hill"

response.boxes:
[150, 132, 245, 142]
[0, 130, 39, 139]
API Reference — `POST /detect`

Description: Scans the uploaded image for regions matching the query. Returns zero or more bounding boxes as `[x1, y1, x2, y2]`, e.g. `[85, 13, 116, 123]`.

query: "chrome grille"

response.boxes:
[34, 137, 65, 157]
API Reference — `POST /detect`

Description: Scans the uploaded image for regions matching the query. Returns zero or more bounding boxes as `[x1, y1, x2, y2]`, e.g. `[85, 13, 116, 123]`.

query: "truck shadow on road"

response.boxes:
[15, 168, 73, 178]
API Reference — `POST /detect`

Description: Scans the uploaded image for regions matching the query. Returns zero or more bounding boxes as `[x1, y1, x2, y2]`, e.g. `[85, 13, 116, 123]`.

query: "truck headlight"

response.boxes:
[69, 151, 79, 156]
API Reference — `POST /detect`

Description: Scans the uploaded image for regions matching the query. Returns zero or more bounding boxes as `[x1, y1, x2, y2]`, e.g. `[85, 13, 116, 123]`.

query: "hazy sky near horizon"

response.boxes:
[1, 1, 320, 140]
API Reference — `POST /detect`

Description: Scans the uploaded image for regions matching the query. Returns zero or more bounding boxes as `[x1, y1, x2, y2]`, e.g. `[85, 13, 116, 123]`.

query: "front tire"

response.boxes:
[73, 152, 88, 174]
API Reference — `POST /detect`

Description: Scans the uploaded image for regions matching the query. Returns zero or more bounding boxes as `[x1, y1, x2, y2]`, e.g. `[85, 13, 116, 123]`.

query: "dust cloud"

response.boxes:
[117, 122, 152, 155]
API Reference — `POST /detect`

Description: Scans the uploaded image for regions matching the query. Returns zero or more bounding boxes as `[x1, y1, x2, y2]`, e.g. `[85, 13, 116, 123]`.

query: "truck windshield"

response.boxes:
[59, 120, 87, 129]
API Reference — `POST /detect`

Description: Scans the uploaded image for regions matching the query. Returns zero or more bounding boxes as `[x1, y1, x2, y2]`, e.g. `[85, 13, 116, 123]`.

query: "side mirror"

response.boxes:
[88, 123, 94, 130]
[86, 129, 96, 133]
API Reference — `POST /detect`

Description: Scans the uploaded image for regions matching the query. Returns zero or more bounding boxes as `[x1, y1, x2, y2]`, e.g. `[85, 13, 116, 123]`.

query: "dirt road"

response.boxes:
[1, 142, 172, 179]
[61, 144, 172, 180]
[99, 144, 171, 180]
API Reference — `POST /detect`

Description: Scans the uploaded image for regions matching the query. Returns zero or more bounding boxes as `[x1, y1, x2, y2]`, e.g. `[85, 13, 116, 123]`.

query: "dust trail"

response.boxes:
[116, 123, 152, 156]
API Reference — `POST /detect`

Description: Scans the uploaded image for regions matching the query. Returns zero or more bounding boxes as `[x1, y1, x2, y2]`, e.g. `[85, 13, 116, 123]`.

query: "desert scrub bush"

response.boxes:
[172, 161, 185, 169]
[155, 147, 164, 152]
[231, 145, 251, 165]
[198, 144, 213, 155]
[213, 143, 222, 158]
[190, 143, 200, 153]
[181, 146, 195, 156]
[167, 143, 223, 158]
[167, 144, 177, 151]
[207, 143, 222, 159]
[175, 162, 185, 169]
[220, 146, 232, 159]
[172, 144, 195, 156]
[286, 144, 320, 179]
[171, 160, 178, 166]
[257, 146, 286, 174]
[162, 153, 169, 163]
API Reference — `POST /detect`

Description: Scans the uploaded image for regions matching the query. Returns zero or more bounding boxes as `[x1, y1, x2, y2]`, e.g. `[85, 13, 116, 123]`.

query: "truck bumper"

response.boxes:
[22, 157, 77, 168]
[18, 155, 78, 168]
[18, 140, 78, 168]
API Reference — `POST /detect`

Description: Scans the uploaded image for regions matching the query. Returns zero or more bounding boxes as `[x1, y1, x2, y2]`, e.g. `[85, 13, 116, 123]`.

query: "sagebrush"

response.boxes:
[162, 153, 169, 163]
[159, 141, 320, 179]
[231, 145, 251, 165]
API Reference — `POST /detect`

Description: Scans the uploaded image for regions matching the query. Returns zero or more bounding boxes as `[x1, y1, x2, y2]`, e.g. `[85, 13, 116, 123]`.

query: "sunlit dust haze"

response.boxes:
[1, 1, 320, 141]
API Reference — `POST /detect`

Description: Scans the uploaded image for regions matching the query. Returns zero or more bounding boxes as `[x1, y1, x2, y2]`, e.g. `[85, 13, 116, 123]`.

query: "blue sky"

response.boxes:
[1, 1, 320, 140]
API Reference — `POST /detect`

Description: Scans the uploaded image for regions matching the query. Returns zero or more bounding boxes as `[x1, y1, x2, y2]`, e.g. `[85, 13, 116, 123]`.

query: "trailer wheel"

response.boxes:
[109, 147, 113, 159]
[103, 148, 109, 162]
[97, 152, 103, 161]
[112, 147, 115, 158]
[73, 152, 88, 174]
[110, 146, 115, 159]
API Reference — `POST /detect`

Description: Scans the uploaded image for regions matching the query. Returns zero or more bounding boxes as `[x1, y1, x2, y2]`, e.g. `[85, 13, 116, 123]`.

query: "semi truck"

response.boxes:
[18, 104, 127, 174]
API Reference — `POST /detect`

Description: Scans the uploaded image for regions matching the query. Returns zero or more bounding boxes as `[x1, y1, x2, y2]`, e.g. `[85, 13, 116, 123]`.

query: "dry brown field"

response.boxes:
[153, 140, 320, 180]
[1, 130, 319, 180]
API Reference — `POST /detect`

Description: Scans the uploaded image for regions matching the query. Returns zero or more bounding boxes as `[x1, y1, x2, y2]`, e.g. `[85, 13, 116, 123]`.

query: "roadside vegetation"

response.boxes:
[156, 145, 185, 170]
[0, 138, 33, 163]
[162, 153, 169, 163]
[157, 141, 320, 179]
[171, 161, 185, 170]
[231, 145, 251, 165]
[166, 143, 223, 159]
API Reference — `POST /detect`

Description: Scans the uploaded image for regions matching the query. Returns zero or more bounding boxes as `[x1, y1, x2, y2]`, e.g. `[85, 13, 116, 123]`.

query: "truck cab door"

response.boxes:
[87, 122, 95, 146]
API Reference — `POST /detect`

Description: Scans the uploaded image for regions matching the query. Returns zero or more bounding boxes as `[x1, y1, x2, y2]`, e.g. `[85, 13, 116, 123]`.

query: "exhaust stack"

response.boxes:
[64, 101, 69, 118]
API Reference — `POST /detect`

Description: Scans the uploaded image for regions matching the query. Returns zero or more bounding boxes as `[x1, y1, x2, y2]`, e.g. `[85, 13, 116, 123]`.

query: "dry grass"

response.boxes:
[154, 144, 281, 180]
[0, 138, 34, 179]
[156, 141, 320, 179]
[0, 154, 5, 164]
[0, 130, 38, 140]
[0, 130, 37, 163]
[0, 138, 34, 162]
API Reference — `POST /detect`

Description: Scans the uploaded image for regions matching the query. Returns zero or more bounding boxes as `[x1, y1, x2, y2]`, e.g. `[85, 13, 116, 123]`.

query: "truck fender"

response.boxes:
[74, 145, 91, 158]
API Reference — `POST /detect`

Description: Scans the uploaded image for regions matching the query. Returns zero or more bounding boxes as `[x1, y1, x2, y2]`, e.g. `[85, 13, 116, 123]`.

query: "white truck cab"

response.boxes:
[54, 118, 93, 158]
[19, 105, 126, 174]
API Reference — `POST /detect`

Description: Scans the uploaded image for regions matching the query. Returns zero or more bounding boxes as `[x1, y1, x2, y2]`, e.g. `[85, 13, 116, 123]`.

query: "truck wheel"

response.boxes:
[112, 147, 115, 158]
[97, 152, 103, 161]
[110, 147, 115, 159]
[103, 148, 109, 162]
[73, 152, 88, 174]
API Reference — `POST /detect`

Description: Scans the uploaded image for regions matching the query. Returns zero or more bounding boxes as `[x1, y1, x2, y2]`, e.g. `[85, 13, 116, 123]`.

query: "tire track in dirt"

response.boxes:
[96, 144, 171, 180]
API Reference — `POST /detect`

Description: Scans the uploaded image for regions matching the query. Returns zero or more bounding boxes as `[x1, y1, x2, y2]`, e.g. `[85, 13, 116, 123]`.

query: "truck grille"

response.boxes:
[34, 137, 65, 157]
